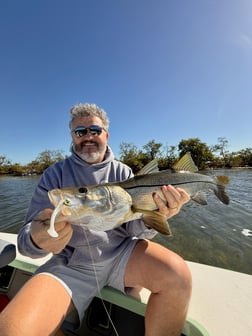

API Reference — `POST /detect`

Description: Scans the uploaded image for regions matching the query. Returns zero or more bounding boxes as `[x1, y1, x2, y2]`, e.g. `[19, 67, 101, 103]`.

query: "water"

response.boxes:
[154, 168, 252, 275]
[0, 175, 39, 232]
[0, 170, 252, 275]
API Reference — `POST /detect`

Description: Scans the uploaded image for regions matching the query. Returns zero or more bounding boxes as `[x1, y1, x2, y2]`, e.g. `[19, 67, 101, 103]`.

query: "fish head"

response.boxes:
[48, 185, 110, 211]
[48, 185, 132, 223]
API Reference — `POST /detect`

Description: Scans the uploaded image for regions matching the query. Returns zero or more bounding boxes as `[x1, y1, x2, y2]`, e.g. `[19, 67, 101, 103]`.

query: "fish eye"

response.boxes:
[78, 187, 88, 193]
[63, 199, 71, 206]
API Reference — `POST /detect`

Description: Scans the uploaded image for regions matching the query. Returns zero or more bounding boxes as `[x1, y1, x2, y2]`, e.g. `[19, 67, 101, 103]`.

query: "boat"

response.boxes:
[1, 232, 252, 336]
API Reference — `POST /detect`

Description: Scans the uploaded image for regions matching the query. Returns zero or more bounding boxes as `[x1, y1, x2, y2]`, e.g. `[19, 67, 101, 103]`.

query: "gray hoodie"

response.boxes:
[18, 146, 156, 258]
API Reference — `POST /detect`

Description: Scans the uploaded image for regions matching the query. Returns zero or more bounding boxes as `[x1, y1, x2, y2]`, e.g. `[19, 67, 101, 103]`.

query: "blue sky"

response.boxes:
[0, 0, 251, 165]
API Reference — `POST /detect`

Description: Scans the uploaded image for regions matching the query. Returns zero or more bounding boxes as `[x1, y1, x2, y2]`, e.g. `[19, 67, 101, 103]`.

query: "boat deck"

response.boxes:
[1, 232, 252, 335]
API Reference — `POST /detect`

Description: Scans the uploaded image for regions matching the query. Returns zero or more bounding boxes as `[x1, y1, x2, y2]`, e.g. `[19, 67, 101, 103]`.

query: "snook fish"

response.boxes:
[47, 153, 230, 237]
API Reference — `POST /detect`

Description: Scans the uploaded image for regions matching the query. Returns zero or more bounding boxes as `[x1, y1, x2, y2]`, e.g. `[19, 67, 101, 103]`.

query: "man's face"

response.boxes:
[71, 116, 109, 164]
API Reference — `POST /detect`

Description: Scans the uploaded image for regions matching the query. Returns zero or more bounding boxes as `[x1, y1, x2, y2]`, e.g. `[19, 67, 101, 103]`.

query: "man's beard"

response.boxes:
[78, 151, 103, 163]
[73, 141, 106, 163]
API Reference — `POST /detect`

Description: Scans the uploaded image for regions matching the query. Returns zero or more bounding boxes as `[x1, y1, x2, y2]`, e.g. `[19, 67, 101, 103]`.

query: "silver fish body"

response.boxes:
[47, 153, 230, 237]
[119, 169, 230, 208]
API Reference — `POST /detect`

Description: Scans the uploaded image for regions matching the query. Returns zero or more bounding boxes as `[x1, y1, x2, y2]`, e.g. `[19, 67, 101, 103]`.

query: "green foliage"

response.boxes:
[0, 155, 11, 174]
[119, 138, 252, 172]
[1, 138, 252, 175]
[142, 140, 162, 161]
[35, 150, 65, 173]
[236, 148, 252, 166]
[211, 137, 231, 167]
[119, 142, 146, 173]
[0, 150, 66, 176]
[157, 145, 177, 170]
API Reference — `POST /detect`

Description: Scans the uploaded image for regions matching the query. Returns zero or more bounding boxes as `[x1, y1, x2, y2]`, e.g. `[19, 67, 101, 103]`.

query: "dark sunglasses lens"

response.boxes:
[73, 125, 103, 137]
[74, 128, 87, 137]
[89, 125, 102, 135]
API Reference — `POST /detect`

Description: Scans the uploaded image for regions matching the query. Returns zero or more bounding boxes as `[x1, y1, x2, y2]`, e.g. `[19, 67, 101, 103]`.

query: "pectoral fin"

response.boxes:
[191, 192, 208, 205]
[133, 207, 172, 235]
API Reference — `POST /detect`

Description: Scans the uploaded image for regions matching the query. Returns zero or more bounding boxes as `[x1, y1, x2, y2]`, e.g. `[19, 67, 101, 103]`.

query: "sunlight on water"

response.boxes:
[0, 169, 252, 275]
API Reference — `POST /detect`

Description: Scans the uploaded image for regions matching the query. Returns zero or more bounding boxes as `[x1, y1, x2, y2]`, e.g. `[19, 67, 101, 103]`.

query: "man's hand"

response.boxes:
[30, 209, 73, 254]
[153, 185, 190, 219]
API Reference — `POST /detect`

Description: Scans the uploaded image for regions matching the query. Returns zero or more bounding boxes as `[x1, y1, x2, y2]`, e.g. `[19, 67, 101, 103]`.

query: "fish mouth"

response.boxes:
[48, 189, 63, 207]
[48, 189, 84, 208]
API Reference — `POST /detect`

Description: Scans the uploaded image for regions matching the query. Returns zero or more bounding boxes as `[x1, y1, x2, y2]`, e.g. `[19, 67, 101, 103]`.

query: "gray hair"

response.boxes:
[69, 103, 110, 131]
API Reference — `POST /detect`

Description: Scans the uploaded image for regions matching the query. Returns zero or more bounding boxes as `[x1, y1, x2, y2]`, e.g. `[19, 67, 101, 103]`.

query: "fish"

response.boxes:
[47, 152, 230, 237]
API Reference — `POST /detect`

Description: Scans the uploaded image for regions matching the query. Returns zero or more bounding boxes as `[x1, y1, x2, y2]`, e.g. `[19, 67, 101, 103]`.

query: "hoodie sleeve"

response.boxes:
[18, 222, 50, 258]
[17, 166, 60, 258]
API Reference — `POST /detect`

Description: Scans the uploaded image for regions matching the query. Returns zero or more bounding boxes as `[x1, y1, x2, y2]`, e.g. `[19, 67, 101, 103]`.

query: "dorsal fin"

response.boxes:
[136, 159, 159, 175]
[173, 152, 198, 172]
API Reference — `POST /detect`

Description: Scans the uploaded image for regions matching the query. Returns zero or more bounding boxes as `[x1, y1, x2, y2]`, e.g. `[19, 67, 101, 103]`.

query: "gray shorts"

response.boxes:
[35, 229, 139, 327]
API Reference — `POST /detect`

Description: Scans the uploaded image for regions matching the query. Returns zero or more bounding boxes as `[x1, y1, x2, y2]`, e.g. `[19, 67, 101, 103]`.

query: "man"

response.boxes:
[0, 103, 191, 336]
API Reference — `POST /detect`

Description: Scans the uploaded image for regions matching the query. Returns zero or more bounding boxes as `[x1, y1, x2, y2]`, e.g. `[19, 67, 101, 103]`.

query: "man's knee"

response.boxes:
[160, 254, 192, 295]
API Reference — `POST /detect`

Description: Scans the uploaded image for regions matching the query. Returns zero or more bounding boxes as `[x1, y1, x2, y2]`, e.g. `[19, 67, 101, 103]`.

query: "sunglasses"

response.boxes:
[72, 125, 105, 137]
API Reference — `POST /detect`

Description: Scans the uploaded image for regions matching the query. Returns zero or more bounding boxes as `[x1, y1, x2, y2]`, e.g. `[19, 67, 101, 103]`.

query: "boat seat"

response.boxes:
[0, 239, 16, 269]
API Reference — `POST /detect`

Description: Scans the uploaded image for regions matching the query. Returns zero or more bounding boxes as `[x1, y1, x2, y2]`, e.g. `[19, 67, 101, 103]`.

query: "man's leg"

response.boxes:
[0, 273, 73, 336]
[124, 240, 192, 336]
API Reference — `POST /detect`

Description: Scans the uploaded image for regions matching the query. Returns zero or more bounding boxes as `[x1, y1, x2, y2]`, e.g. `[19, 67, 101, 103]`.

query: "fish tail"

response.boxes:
[214, 176, 230, 205]
[216, 175, 229, 185]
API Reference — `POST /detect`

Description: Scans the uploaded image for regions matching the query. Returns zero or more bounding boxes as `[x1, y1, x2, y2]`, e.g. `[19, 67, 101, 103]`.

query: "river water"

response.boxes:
[0, 169, 252, 275]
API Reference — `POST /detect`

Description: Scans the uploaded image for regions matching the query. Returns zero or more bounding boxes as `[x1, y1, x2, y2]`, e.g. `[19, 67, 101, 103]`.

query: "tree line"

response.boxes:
[119, 137, 252, 173]
[0, 137, 251, 176]
[0, 150, 67, 176]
